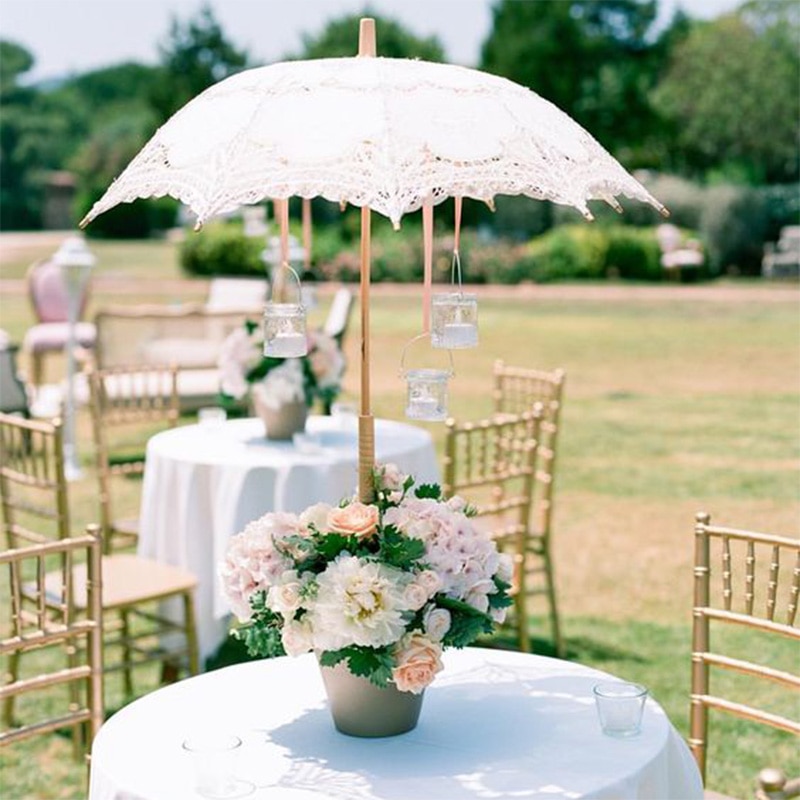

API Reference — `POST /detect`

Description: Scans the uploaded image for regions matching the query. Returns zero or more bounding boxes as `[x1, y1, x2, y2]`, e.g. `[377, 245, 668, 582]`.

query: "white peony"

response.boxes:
[217, 327, 260, 399]
[309, 554, 411, 650]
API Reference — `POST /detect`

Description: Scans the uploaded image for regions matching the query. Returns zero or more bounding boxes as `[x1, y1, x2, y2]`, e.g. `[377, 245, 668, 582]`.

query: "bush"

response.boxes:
[527, 225, 608, 282]
[77, 194, 178, 239]
[604, 227, 662, 281]
[758, 184, 800, 245]
[180, 222, 265, 277]
[700, 185, 767, 275]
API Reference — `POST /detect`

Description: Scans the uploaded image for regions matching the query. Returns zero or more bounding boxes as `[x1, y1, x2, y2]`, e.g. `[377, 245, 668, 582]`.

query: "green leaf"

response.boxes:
[318, 649, 349, 668]
[414, 483, 442, 500]
[314, 532, 359, 561]
[375, 524, 426, 570]
[346, 647, 395, 688]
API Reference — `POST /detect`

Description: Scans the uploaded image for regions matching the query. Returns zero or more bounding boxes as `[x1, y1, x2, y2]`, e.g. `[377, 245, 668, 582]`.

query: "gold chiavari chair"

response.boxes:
[89, 364, 180, 554]
[690, 513, 800, 786]
[442, 408, 542, 652]
[492, 360, 566, 656]
[0, 412, 200, 710]
[756, 768, 800, 800]
[0, 525, 104, 758]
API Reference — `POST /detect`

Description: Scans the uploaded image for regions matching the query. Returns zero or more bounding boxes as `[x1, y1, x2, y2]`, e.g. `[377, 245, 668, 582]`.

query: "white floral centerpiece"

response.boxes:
[218, 321, 345, 410]
[220, 463, 513, 695]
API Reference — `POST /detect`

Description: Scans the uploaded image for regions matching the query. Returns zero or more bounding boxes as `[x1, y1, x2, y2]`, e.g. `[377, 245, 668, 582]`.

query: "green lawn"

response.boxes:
[1, 235, 798, 799]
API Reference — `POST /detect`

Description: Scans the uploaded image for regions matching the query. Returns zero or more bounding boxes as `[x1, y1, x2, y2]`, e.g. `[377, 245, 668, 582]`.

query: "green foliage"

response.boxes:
[653, 9, 800, 183]
[296, 13, 445, 61]
[480, 0, 660, 161]
[604, 226, 661, 280]
[414, 483, 442, 500]
[700, 184, 768, 275]
[320, 646, 395, 688]
[150, 4, 250, 123]
[180, 221, 265, 276]
[375, 525, 426, 571]
[232, 592, 286, 658]
[438, 596, 496, 647]
[528, 225, 608, 282]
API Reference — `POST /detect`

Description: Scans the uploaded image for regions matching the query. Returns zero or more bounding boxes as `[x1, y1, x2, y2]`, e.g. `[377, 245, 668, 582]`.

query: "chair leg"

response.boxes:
[542, 548, 565, 658]
[183, 591, 200, 676]
[3, 650, 20, 727]
[513, 553, 531, 653]
[31, 351, 44, 387]
[119, 609, 134, 698]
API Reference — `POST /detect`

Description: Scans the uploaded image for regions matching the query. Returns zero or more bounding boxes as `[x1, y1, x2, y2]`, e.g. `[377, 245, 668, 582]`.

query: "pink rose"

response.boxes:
[392, 633, 443, 694]
[326, 502, 379, 540]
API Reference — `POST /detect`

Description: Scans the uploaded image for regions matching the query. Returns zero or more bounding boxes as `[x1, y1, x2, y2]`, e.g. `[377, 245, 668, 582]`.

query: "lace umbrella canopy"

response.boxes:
[81, 19, 665, 501]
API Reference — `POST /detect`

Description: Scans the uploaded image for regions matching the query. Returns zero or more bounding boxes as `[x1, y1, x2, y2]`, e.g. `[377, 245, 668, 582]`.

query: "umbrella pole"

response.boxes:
[358, 18, 377, 504]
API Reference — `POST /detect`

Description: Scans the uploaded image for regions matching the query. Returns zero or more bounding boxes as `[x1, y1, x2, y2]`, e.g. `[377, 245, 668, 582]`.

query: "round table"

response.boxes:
[138, 416, 440, 662]
[88, 648, 703, 800]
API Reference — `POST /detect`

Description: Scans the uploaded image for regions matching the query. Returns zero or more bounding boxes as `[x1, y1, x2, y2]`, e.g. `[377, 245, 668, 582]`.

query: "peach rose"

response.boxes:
[326, 502, 379, 540]
[392, 633, 443, 694]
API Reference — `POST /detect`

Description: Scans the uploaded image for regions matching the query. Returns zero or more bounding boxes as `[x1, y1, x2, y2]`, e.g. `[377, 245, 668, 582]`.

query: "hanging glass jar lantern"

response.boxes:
[263, 264, 308, 358]
[430, 199, 478, 350]
[400, 333, 454, 422]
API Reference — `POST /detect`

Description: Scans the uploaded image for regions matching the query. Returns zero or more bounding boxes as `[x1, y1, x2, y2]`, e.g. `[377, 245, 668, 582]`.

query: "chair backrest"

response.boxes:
[492, 361, 565, 541]
[0, 342, 30, 417]
[442, 408, 542, 565]
[93, 303, 254, 370]
[205, 277, 268, 312]
[0, 413, 69, 548]
[0, 525, 104, 750]
[89, 365, 179, 553]
[690, 512, 800, 782]
[323, 288, 354, 344]
[26, 258, 89, 324]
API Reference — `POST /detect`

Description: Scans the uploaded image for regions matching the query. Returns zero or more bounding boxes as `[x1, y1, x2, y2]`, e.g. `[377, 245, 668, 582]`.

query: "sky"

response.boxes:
[1, 0, 743, 83]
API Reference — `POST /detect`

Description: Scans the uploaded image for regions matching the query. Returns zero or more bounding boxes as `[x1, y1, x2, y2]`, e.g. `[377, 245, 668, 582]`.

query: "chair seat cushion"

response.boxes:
[41, 554, 197, 609]
[23, 322, 96, 353]
[140, 338, 218, 368]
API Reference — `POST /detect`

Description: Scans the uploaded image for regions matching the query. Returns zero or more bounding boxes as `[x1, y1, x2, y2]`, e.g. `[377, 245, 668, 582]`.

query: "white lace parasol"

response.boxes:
[81, 55, 664, 229]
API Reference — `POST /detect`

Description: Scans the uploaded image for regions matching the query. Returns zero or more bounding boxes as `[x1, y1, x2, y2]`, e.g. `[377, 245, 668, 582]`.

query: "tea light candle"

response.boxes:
[407, 397, 443, 420]
[265, 332, 307, 357]
[441, 322, 478, 349]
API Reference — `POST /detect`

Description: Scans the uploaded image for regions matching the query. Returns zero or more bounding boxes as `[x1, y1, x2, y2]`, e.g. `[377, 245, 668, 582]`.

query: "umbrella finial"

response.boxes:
[359, 18, 376, 57]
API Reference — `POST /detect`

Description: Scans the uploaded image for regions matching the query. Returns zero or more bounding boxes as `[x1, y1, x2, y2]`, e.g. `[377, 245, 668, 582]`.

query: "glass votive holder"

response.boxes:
[263, 302, 308, 357]
[198, 407, 227, 431]
[593, 681, 648, 738]
[405, 368, 449, 421]
[182, 733, 247, 798]
[431, 292, 478, 350]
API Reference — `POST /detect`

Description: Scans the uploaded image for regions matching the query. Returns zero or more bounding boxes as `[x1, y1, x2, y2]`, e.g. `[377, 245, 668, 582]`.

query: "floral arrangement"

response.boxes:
[218, 321, 345, 409]
[220, 463, 513, 693]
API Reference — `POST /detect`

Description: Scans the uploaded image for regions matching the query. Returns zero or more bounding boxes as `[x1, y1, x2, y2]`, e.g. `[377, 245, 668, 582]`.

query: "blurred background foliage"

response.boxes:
[1, 0, 797, 277]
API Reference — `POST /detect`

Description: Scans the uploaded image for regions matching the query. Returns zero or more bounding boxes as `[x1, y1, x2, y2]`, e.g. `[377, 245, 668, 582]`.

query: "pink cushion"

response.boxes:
[23, 322, 96, 353]
[28, 259, 91, 323]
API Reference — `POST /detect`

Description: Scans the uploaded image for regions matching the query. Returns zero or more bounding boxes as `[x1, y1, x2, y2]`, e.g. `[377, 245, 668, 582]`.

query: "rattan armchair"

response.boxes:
[690, 513, 800, 784]
[0, 413, 199, 710]
[88, 365, 180, 554]
[491, 360, 566, 656]
[0, 525, 104, 758]
[442, 408, 543, 652]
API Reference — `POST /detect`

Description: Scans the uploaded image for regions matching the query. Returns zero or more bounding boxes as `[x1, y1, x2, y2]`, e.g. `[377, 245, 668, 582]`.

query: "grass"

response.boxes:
[1, 234, 799, 799]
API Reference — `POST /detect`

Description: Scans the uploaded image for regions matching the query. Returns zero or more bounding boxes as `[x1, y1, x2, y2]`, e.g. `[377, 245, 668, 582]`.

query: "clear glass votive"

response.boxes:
[404, 368, 449, 421]
[593, 681, 648, 738]
[263, 302, 308, 357]
[198, 407, 227, 431]
[431, 292, 478, 350]
[182, 733, 250, 798]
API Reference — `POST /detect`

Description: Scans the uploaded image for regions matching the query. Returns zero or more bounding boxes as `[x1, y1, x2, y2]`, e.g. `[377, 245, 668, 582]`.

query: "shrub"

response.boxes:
[527, 225, 608, 282]
[604, 227, 662, 281]
[180, 222, 265, 277]
[700, 185, 767, 275]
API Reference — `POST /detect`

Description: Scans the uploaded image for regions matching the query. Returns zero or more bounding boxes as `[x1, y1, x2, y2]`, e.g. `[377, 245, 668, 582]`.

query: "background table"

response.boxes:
[88, 647, 703, 800]
[138, 415, 440, 661]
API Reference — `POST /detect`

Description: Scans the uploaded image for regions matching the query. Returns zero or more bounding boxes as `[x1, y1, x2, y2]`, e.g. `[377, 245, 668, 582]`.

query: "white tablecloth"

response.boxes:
[138, 416, 440, 661]
[89, 647, 703, 800]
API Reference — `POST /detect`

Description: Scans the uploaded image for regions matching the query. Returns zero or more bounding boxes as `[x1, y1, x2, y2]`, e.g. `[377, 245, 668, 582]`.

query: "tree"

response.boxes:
[480, 0, 661, 162]
[653, 5, 800, 183]
[150, 4, 251, 122]
[295, 12, 445, 60]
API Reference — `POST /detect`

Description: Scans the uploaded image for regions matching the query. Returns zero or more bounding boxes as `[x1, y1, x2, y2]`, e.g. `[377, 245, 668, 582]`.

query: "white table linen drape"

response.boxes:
[88, 648, 704, 800]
